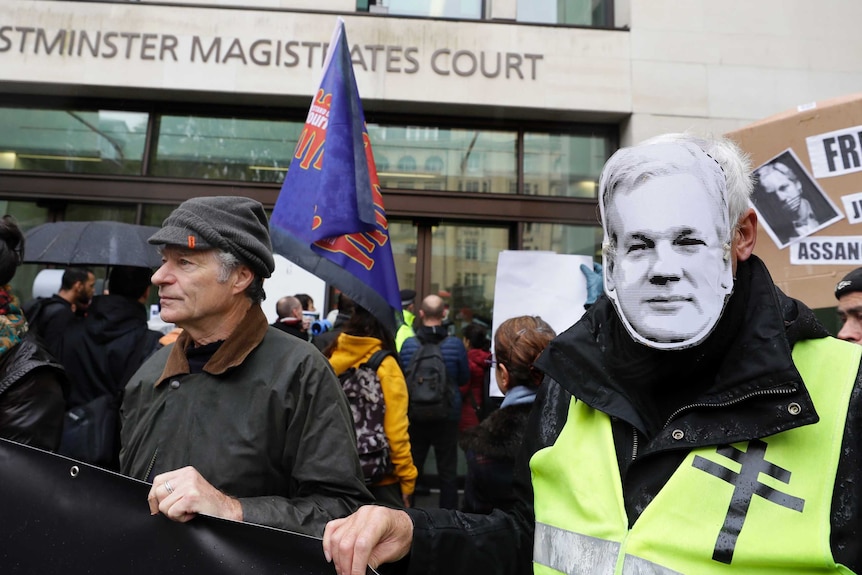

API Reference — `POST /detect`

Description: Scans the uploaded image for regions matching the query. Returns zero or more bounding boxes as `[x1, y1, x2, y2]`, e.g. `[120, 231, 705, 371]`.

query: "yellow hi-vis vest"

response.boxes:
[531, 338, 861, 575]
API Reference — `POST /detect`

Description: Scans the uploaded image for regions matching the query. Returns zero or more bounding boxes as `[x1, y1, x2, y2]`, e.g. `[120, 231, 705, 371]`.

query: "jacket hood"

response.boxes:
[328, 333, 384, 375]
[84, 295, 149, 343]
[467, 348, 491, 368]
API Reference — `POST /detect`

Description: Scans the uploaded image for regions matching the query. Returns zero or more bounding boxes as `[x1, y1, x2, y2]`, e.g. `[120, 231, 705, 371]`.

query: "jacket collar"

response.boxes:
[535, 256, 827, 442]
[155, 305, 268, 386]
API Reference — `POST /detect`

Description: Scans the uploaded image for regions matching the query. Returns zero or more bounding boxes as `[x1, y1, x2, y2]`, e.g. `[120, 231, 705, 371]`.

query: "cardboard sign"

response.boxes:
[726, 93, 862, 309]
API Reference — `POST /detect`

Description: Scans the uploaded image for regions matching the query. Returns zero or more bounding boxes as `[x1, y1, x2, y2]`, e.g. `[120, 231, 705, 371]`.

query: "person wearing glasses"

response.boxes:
[459, 316, 555, 514]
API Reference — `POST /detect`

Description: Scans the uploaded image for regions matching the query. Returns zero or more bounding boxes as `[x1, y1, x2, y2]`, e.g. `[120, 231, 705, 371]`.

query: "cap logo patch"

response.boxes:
[188, 235, 196, 249]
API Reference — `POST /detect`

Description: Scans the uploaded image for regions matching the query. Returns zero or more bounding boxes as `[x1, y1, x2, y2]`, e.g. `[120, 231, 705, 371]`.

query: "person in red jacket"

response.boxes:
[459, 323, 490, 433]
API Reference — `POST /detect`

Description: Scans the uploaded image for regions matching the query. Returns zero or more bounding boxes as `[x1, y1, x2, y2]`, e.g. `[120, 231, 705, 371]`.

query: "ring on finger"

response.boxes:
[164, 480, 174, 495]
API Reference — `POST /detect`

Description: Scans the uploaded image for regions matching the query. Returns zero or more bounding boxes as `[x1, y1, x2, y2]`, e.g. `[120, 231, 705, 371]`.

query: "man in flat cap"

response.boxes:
[119, 196, 372, 536]
[836, 268, 862, 344]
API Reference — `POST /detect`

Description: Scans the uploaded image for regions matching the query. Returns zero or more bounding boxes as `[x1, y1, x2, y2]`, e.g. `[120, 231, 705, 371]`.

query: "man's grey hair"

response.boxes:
[215, 250, 266, 304]
[639, 133, 754, 229]
[600, 134, 753, 258]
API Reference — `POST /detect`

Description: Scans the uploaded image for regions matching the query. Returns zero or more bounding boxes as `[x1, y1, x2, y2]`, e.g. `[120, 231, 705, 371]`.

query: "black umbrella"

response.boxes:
[24, 221, 162, 268]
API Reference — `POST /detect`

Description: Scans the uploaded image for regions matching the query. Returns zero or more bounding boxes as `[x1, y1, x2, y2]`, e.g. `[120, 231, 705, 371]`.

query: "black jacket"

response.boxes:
[59, 294, 161, 408]
[402, 256, 862, 574]
[0, 334, 67, 451]
[271, 318, 308, 341]
[22, 295, 75, 356]
[459, 402, 532, 514]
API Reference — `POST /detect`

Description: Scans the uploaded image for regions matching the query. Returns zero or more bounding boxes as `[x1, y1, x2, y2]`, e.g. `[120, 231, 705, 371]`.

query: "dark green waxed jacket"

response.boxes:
[119, 305, 372, 536]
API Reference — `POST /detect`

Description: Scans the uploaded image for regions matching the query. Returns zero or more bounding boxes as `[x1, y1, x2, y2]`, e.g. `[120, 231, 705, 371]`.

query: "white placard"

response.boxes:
[489, 250, 591, 396]
[806, 125, 862, 179]
[261, 254, 327, 323]
[840, 191, 862, 224]
[790, 236, 862, 265]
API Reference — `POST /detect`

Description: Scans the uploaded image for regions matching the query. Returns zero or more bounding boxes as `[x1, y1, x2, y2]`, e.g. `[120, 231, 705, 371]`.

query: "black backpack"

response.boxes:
[338, 350, 394, 485]
[22, 297, 67, 336]
[404, 339, 452, 422]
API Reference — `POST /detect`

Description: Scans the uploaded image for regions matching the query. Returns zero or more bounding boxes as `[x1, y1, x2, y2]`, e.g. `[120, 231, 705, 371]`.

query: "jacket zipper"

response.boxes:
[628, 385, 796, 464]
[661, 385, 797, 430]
[144, 448, 159, 482]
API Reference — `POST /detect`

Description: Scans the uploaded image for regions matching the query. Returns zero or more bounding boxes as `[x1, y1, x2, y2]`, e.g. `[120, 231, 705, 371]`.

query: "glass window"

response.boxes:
[2, 200, 50, 302]
[384, 0, 483, 19]
[141, 204, 178, 228]
[523, 132, 608, 198]
[388, 220, 418, 294]
[0, 107, 147, 175]
[425, 156, 444, 173]
[368, 124, 517, 194]
[151, 115, 302, 183]
[397, 156, 417, 172]
[517, 0, 612, 26]
[431, 224, 509, 331]
[64, 202, 138, 224]
[521, 222, 602, 257]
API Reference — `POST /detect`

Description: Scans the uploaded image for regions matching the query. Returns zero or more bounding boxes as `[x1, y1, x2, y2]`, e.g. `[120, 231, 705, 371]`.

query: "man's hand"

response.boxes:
[323, 505, 414, 575]
[147, 466, 243, 523]
[580, 261, 604, 306]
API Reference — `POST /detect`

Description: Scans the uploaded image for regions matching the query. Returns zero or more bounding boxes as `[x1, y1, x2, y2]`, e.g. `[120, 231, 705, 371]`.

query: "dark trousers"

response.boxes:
[409, 419, 459, 509]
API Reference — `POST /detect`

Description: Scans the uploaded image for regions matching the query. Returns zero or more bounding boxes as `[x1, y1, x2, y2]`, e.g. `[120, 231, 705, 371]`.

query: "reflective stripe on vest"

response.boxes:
[531, 338, 861, 575]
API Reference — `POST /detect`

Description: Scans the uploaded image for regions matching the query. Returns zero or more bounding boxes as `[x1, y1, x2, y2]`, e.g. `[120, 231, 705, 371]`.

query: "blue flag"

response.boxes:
[270, 18, 401, 332]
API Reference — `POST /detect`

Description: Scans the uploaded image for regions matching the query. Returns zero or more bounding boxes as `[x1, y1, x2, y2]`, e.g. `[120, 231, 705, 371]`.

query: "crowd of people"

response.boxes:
[2, 132, 862, 574]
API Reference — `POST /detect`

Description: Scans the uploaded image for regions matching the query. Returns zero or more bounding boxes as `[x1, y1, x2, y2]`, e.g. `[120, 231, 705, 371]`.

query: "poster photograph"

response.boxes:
[751, 148, 843, 249]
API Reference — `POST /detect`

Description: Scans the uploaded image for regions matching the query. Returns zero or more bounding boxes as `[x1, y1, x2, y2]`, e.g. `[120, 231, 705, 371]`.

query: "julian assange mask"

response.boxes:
[599, 142, 734, 350]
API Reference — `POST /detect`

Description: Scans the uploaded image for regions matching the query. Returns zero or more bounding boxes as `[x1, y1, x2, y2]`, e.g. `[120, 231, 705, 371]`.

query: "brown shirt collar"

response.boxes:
[155, 305, 268, 386]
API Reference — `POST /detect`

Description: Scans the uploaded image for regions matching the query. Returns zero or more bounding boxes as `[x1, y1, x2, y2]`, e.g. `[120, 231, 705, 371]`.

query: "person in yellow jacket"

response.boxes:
[324, 303, 417, 508]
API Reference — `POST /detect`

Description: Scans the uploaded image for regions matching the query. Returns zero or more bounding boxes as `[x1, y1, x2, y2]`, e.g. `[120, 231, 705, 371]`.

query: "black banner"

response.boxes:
[0, 439, 373, 574]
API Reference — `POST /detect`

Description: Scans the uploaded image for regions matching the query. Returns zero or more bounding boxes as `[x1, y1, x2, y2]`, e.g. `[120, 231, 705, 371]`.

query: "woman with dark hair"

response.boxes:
[459, 323, 491, 433]
[459, 315, 555, 514]
[0, 215, 67, 450]
[324, 304, 417, 508]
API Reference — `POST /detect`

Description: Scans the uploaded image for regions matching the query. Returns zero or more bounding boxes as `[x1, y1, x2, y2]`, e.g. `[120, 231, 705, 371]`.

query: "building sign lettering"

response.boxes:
[0, 25, 543, 80]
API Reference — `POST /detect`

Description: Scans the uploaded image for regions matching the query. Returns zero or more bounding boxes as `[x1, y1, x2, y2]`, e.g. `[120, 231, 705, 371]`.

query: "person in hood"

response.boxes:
[324, 303, 417, 508]
[322, 134, 862, 575]
[0, 215, 67, 451]
[58, 265, 161, 469]
[458, 322, 491, 433]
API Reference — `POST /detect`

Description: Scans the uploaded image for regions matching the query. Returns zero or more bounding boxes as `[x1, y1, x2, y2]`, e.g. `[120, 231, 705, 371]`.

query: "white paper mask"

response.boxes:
[599, 142, 734, 350]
